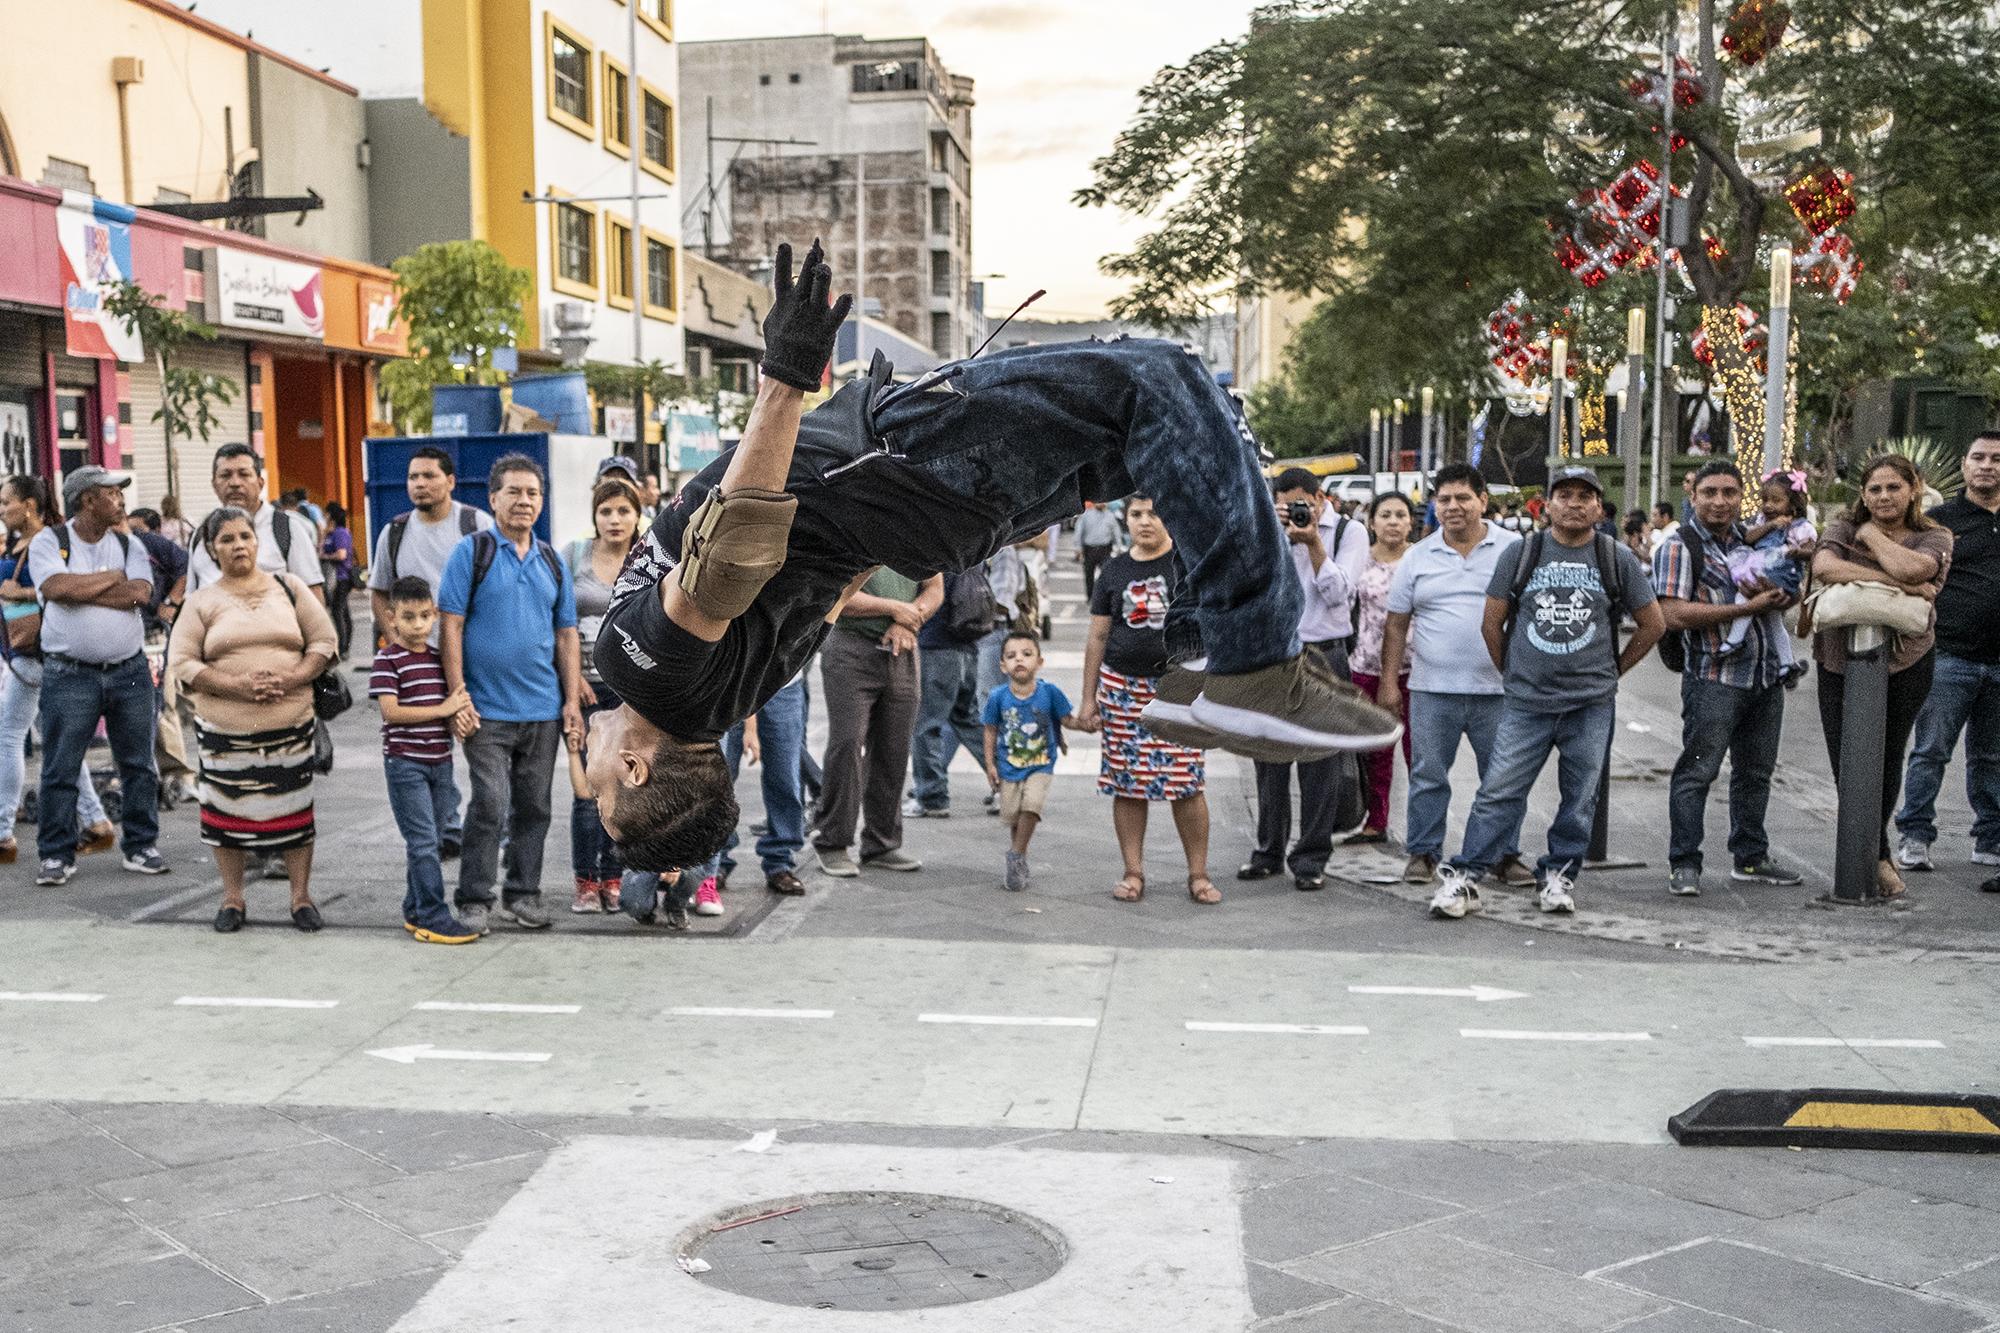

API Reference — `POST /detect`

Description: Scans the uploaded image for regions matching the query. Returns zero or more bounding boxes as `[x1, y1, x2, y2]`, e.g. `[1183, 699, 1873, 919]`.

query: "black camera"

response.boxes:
[1286, 500, 1314, 528]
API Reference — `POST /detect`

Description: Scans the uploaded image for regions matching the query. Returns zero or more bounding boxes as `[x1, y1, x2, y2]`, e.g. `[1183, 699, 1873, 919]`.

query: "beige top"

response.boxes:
[1812, 517, 1954, 675]
[169, 573, 337, 732]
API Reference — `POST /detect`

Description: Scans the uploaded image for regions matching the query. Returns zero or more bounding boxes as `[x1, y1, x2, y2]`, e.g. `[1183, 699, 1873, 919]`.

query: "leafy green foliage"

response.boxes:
[379, 240, 531, 432]
[100, 281, 238, 490]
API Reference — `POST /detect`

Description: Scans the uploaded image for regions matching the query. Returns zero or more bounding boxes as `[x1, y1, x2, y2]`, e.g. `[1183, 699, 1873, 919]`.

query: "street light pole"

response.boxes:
[1762, 245, 1792, 477]
[627, 0, 645, 459]
[1623, 307, 1645, 518]
[1548, 336, 1568, 466]
[1649, 11, 1677, 510]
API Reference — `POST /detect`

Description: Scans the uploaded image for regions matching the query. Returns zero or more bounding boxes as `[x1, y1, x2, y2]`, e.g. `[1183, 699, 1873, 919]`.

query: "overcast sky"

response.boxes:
[683, 1, 1259, 320]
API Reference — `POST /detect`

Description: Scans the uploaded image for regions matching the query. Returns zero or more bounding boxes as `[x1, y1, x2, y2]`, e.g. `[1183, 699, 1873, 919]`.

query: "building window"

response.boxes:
[606, 217, 634, 309]
[154, 186, 191, 205]
[603, 58, 630, 155]
[930, 187, 950, 235]
[931, 312, 952, 356]
[931, 250, 951, 298]
[853, 59, 922, 93]
[759, 74, 771, 86]
[551, 197, 599, 297]
[930, 131, 949, 172]
[639, 0, 672, 39]
[640, 85, 675, 179]
[40, 156, 94, 192]
[788, 73, 801, 84]
[645, 232, 679, 317]
[545, 17, 595, 137]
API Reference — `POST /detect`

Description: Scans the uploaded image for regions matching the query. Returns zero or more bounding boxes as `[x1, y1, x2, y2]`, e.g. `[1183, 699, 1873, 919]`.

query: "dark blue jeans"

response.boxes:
[1669, 675, 1784, 872]
[871, 339, 1302, 675]
[1896, 651, 2000, 851]
[909, 645, 983, 811]
[720, 675, 808, 877]
[1449, 699, 1616, 882]
[38, 653, 158, 862]
[384, 755, 455, 927]
[571, 686, 625, 881]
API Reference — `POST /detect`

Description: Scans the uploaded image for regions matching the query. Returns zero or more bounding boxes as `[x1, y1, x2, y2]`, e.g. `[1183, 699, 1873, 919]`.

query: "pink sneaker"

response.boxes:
[599, 878, 621, 912]
[693, 876, 724, 917]
[571, 878, 603, 914]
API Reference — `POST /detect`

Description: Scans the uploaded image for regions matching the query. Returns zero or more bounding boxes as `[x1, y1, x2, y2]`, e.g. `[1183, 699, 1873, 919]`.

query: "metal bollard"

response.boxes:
[1832, 624, 1890, 902]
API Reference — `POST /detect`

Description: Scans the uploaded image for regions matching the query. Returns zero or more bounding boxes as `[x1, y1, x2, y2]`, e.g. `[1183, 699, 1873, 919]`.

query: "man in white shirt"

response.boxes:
[1377, 464, 1534, 888]
[1076, 502, 1123, 599]
[28, 466, 168, 885]
[177, 444, 325, 596]
[1239, 468, 1374, 891]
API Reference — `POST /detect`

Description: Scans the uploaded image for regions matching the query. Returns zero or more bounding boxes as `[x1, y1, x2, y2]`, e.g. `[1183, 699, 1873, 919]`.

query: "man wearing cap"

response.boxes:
[27, 466, 169, 883]
[1426, 465, 1663, 920]
[598, 455, 641, 488]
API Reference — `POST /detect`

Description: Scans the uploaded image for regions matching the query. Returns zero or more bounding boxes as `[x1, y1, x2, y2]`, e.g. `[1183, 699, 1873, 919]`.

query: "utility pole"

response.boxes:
[1762, 245, 1792, 475]
[1649, 11, 1677, 510]
[626, 0, 645, 458]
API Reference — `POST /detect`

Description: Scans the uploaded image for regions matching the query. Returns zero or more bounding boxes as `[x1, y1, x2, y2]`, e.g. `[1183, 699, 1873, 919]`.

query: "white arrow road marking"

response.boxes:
[668, 1006, 836, 1019]
[918, 1014, 1098, 1028]
[0, 991, 105, 1003]
[367, 1044, 550, 1064]
[175, 996, 339, 1009]
[413, 1001, 582, 1015]
[1186, 1021, 1370, 1036]
[1461, 1028, 1653, 1043]
[1348, 985, 1529, 1003]
[1744, 1036, 1945, 1049]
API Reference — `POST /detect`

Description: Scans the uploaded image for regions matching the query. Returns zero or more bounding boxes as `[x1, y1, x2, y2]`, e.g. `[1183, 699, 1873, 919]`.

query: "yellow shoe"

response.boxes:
[412, 921, 480, 945]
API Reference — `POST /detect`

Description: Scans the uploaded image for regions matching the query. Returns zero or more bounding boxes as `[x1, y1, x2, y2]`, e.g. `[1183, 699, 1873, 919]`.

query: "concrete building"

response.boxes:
[1234, 289, 1318, 400]
[679, 33, 976, 363]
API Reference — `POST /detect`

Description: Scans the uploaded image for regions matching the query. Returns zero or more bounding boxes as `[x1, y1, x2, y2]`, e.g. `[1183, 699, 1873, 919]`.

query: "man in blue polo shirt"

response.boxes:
[439, 454, 581, 933]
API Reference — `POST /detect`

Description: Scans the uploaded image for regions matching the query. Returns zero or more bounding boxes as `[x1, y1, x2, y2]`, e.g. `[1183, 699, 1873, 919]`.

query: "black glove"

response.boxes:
[760, 239, 853, 392]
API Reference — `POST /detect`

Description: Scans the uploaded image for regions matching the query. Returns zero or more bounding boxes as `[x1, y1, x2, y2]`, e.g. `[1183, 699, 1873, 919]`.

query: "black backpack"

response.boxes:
[1500, 529, 1626, 666]
[465, 530, 566, 633]
[943, 566, 1000, 643]
[1655, 523, 1705, 674]
[385, 503, 480, 583]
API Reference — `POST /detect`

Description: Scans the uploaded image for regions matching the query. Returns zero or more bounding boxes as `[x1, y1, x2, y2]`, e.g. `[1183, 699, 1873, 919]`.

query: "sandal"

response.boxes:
[1112, 872, 1145, 902]
[1187, 874, 1222, 905]
[0, 839, 15, 866]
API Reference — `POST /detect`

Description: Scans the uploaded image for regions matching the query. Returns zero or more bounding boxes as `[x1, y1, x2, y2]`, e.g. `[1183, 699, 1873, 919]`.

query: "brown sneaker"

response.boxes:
[766, 869, 805, 895]
[1141, 667, 1323, 762]
[1401, 853, 1439, 884]
[1191, 653, 1403, 755]
[1492, 853, 1538, 888]
[79, 822, 117, 855]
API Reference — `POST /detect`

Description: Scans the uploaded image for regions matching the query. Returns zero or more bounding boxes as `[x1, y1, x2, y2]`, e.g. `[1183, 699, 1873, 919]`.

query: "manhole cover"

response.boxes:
[680, 1191, 1067, 1311]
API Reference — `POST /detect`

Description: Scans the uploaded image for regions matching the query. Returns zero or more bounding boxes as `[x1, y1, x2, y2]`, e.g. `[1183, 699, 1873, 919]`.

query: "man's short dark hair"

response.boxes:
[1653, 501, 1675, 520]
[1692, 459, 1743, 488]
[128, 507, 161, 530]
[1431, 463, 1486, 497]
[212, 442, 261, 474]
[1271, 467, 1319, 496]
[389, 576, 435, 605]
[412, 446, 456, 477]
[1968, 431, 2000, 453]
[488, 453, 546, 496]
[1001, 629, 1041, 654]
[613, 739, 741, 872]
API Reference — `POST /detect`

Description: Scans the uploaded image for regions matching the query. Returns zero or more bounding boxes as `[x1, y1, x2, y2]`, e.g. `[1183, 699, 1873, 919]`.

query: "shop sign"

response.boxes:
[604, 405, 638, 443]
[57, 193, 143, 361]
[667, 411, 720, 472]
[207, 247, 325, 340]
[359, 276, 406, 353]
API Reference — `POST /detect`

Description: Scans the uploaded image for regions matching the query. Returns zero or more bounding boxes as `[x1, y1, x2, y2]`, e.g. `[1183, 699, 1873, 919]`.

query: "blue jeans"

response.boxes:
[1405, 691, 1516, 861]
[37, 654, 157, 862]
[384, 755, 455, 927]
[1, 658, 107, 835]
[975, 628, 1006, 699]
[719, 675, 808, 878]
[1450, 699, 1617, 881]
[1896, 652, 2000, 851]
[1668, 675, 1784, 872]
[571, 687, 625, 881]
[620, 867, 694, 919]
[909, 645, 983, 811]
[872, 339, 1302, 675]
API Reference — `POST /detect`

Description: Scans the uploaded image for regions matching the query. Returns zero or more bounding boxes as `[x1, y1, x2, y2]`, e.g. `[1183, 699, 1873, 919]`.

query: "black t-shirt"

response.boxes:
[1930, 496, 2000, 664]
[1089, 549, 1181, 677]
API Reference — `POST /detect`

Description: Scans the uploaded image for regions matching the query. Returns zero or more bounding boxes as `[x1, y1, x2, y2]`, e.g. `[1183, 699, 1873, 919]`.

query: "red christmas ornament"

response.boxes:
[1785, 164, 1857, 235]
[1627, 58, 1704, 112]
[1796, 230, 1863, 304]
[1485, 294, 1553, 385]
[1722, 0, 1790, 66]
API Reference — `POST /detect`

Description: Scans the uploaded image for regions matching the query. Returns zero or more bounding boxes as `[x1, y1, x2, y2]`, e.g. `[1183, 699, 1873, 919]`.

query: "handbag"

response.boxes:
[271, 574, 353, 719]
[1804, 579, 1932, 638]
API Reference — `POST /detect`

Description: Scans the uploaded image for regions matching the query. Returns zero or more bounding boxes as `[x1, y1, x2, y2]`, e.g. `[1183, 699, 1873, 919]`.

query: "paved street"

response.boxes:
[5, 556, 1999, 1332]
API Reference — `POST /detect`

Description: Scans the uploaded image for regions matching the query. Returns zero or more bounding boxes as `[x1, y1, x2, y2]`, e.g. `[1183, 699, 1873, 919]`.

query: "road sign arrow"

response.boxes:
[366, 1044, 550, 1065]
[1347, 985, 1529, 1003]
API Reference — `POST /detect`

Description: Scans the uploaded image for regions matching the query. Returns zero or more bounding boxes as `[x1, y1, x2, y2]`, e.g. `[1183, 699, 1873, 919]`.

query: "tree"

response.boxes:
[102, 281, 238, 505]
[1080, 0, 2000, 466]
[378, 240, 531, 433]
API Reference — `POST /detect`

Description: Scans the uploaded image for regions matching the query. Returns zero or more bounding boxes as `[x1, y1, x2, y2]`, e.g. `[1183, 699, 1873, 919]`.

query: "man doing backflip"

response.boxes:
[584, 242, 1401, 871]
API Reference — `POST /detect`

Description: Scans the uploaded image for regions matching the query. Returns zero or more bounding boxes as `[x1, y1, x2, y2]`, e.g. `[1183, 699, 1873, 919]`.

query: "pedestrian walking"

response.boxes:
[1377, 464, 1534, 888]
[1427, 467, 1663, 919]
[27, 467, 165, 886]
[1810, 453, 1953, 899]
[1653, 460, 1803, 897]
[1347, 491, 1416, 845]
[1240, 467, 1371, 891]
[1077, 495, 1219, 905]
[906, 563, 996, 819]
[370, 577, 477, 944]
[319, 502, 357, 661]
[439, 455, 581, 933]
[564, 477, 642, 913]
[0, 475, 116, 866]
[1896, 432, 2000, 877]
[1076, 501, 1122, 599]
[169, 507, 336, 931]
[982, 630, 1084, 891]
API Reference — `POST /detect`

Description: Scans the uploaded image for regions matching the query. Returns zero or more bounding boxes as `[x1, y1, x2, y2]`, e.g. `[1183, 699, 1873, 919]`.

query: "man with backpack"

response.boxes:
[906, 561, 1000, 819]
[179, 444, 325, 597]
[1652, 459, 1802, 898]
[1427, 466, 1664, 920]
[438, 454, 580, 933]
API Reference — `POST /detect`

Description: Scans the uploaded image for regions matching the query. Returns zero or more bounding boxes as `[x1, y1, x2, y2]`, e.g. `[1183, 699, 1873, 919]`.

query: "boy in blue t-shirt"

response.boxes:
[981, 631, 1086, 892]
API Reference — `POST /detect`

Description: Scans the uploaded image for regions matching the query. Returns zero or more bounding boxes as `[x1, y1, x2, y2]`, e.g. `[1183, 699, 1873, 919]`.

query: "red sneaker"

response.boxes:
[598, 877, 622, 912]
[571, 877, 603, 913]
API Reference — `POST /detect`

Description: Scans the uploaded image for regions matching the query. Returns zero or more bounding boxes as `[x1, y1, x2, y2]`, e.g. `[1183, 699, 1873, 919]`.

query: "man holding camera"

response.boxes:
[1239, 468, 1373, 891]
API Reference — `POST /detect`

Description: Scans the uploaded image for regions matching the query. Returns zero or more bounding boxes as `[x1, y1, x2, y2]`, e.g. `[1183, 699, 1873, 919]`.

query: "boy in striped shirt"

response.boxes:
[371, 577, 477, 943]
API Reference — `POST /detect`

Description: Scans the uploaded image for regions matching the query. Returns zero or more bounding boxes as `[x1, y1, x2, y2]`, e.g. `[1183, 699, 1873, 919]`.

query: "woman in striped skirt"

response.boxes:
[169, 508, 337, 933]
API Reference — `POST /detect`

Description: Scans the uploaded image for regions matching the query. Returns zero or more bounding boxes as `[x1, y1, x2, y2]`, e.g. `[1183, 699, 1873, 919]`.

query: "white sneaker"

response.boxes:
[1894, 837, 1933, 872]
[1427, 866, 1481, 920]
[1538, 872, 1577, 914]
[1972, 849, 2000, 867]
